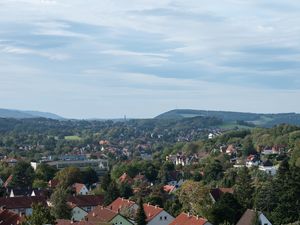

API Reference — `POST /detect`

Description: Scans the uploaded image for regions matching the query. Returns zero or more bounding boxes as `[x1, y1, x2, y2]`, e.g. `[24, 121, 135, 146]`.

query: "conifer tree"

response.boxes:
[135, 198, 147, 225]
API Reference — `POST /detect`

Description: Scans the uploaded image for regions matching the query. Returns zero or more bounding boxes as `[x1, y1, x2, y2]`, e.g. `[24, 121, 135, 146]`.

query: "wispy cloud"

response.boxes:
[0, 0, 300, 117]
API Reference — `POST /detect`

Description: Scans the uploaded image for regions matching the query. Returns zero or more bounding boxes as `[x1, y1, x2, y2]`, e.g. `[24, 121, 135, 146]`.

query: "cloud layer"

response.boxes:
[0, 0, 299, 118]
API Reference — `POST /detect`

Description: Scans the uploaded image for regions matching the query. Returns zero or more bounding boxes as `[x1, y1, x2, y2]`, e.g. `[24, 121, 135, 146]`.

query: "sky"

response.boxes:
[0, 0, 300, 119]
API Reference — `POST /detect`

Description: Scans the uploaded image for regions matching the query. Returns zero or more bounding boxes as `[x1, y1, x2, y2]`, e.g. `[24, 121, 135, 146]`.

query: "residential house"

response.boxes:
[108, 197, 138, 216]
[56, 219, 98, 225]
[119, 173, 134, 185]
[0, 209, 24, 225]
[163, 185, 176, 194]
[108, 198, 174, 225]
[246, 154, 260, 167]
[168, 179, 184, 188]
[73, 183, 89, 195]
[236, 209, 272, 225]
[210, 188, 234, 203]
[226, 145, 237, 155]
[86, 205, 134, 225]
[169, 212, 212, 225]
[258, 160, 278, 176]
[0, 196, 47, 216]
[143, 203, 174, 225]
[67, 195, 104, 213]
[7, 188, 50, 198]
[68, 202, 88, 221]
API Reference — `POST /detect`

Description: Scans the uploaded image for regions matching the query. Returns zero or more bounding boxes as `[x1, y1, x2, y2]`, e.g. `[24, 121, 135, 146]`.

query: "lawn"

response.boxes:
[64, 135, 82, 141]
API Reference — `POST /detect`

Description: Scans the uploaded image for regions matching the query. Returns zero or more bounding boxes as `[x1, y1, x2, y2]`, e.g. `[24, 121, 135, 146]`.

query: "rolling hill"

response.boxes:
[0, 108, 64, 120]
[156, 109, 300, 127]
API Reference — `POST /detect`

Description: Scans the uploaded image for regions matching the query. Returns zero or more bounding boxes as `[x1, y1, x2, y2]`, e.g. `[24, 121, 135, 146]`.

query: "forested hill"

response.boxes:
[0, 108, 63, 120]
[156, 109, 300, 127]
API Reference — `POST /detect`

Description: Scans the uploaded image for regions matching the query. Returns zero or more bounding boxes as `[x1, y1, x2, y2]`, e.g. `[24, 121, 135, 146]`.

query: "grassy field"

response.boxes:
[219, 122, 254, 130]
[64, 135, 82, 141]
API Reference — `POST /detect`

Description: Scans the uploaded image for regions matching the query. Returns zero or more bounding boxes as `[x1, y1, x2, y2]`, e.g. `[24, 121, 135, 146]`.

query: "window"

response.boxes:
[160, 216, 162, 220]
[164, 216, 167, 220]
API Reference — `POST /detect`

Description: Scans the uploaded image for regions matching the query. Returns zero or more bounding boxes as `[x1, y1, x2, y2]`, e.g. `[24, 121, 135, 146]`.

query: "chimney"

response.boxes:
[187, 212, 190, 217]
[155, 205, 158, 209]
[147, 202, 150, 206]
[110, 205, 113, 210]
[92, 212, 96, 217]
[196, 215, 199, 220]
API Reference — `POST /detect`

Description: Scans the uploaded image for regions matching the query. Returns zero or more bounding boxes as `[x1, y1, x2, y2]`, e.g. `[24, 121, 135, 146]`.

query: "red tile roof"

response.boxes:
[67, 195, 104, 207]
[0, 196, 47, 209]
[86, 205, 118, 222]
[0, 209, 23, 225]
[169, 212, 208, 225]
[73, 183, 86, 194]
[107, 197, 136, 212]
[56, 219, 111, 225]
[163, 185, 176, 193]
[118, 173, 133, 184]
[143, 203, 163, 222]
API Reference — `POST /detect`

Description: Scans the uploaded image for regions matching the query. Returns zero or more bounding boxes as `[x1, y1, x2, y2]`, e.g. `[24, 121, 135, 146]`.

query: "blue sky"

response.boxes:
[0, 0, 299, 118]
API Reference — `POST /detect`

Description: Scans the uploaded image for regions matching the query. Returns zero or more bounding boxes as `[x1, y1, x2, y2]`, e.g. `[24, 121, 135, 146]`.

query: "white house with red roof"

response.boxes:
[73, 183, 89, 195]
[169, 212, 212, 225]
[108, 198, 174, 225]
[108, 197, 138, 216]
[143, 203, 174, 225]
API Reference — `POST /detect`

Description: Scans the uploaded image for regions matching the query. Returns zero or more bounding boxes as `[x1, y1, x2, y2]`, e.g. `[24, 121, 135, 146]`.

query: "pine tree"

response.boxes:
[50, 185, 71, 219]
[234, 167, 254, 210]
[135, 198, 147, 225]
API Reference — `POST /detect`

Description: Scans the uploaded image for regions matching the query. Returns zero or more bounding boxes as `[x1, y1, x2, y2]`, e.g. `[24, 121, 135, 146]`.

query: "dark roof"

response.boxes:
[262, 160, 273, 167]
[236, 209, 257, 225]
[6, 188, 51, 198]
[0, 209, 23, 225]
[67, 195, 104, 207]
[0, 196, 47, 209]
[210, 188, 234, 202]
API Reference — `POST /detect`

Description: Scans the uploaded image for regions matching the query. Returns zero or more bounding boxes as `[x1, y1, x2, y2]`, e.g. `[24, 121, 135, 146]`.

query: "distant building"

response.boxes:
[72, 183, 89, 195]
[34, 159, 109, 175]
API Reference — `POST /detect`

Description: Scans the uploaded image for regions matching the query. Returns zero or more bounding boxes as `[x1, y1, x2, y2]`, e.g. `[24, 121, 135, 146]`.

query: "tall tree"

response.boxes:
[81, 167, 99, 187]
[208, 193, 243, 225]
[10, 161, 35, 188]
[23, 203, 55, 225]
[177, 180, 212, 217]
[234, 167, 254, 210]
[135, 198, 147, 225]
[55, 166, 82, 187]
[104, 180, 120, 206]
[50, 185, 71, 219]
[35, 163, 57, 181]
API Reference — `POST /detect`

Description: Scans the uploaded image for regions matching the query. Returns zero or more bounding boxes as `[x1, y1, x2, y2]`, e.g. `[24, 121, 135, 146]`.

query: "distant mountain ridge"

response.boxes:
[0, 108, 64, 120]
[156, 109, 300, 127]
